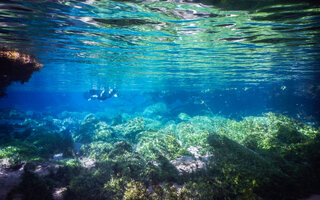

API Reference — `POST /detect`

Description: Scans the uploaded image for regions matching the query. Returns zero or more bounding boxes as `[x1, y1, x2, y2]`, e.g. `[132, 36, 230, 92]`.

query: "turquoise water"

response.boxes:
[1, 0, 320, 199]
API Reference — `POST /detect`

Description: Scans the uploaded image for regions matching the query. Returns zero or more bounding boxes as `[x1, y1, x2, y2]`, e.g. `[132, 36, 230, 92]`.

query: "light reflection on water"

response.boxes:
[0, 0, 319, 92]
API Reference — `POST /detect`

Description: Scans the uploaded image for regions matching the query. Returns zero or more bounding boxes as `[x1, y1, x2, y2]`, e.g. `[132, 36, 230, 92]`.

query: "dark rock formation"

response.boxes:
[0, 49, 43, 97]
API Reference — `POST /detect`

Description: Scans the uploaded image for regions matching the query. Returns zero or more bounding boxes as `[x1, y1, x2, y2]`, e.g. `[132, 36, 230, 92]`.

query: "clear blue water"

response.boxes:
[1, 1, 320, 199]
[0, 0, 320, 120]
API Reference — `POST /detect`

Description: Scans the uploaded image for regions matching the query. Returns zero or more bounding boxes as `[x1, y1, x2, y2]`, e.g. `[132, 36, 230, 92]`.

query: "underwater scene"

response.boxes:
[1, 0, 320, 199]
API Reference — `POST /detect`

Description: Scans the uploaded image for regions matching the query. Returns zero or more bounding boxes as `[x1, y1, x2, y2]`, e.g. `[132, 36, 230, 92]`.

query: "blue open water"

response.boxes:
[0, 0, 320, 121]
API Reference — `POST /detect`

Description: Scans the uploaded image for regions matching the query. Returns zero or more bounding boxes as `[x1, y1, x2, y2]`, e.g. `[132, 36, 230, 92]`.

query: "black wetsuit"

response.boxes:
[89, 89, 117, 100]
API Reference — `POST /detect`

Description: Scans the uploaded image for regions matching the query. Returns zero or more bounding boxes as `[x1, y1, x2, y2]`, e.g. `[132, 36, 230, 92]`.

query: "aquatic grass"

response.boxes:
[2, 108, 320, 200]
[0, 139, 40, 164]
[136, 131, 189, 161]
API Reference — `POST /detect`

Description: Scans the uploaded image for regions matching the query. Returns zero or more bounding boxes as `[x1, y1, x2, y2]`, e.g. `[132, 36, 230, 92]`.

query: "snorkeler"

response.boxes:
[87, 88, 118, 101]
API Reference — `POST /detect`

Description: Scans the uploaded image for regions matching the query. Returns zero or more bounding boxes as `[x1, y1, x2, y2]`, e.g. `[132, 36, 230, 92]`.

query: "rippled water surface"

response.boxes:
[1, 0, 319, 92]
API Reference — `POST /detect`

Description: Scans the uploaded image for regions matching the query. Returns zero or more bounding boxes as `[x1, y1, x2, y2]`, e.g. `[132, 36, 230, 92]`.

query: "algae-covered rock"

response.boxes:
[189, 116, 215, 132]
[0, 140, 39, 165]
[73, 114, 99, 143]
[175, 122, 211, 151]
[207, 133, 275, 199]
[214, 113, 320, 154]
[73, 114, 116, 144]
[0, 115, 74, 165]
[0, 49, 43, 97]
[207, 114, 320, 200]
[123, 180, 152, 200]
[144, 118, 163, 131]
[170, 155, 207, 175]
[80, 141, 113, 160]
[64, 171, 105, 200]
[2, 108, 320, 200]
[113, 117, 145, 142]
[101, 176, 128, 200]
[136, 131, 188, 161]
[108, 141, 133, 158]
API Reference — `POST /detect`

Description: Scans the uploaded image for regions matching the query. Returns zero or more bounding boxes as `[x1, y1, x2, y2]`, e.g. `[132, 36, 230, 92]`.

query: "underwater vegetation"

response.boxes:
[0, 49, 43, 97]
[1, 106, 320, 200]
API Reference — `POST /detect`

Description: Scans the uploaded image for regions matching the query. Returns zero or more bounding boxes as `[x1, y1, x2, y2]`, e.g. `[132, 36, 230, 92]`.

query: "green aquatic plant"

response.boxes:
[154, 154, 179, 183]
[214, 113, 320, 152]
[207, 133, 274, 199]
[101, 176, 128, 200]
[108, 141, 133, 158]
[136, 131, 188, 161]
[0, 123, 74, 165]
[207, 113, 320, 199]
[107, 143, 149, 182]
[3, 109, 319, 200]
[175, 122, 211, 151]
[64, 171, 105, 200]
[113, 117, 146, 142]
[0, 139, 40, 164]
[148, 183, 192, 200]
[73, 114, 116, 143]
[178, 113, 191, 121]
[123, 180, 151, 200]
[27, 129, 73, 159]
[80, 141, 113, 160]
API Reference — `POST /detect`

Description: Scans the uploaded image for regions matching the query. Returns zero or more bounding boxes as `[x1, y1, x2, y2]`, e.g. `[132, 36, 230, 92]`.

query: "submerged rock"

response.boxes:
[52, 153, 64, 161]
[79, 157, 96, 169]
[170, 156, 206, 175]
[53, 187, 67, 200]
[73, 114, 116, 143]
[113, 117, 145, 142]
[0, 49, 43, 97]
[0, 161, 60, 200]
[170, 146, 210, 175]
